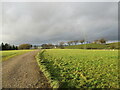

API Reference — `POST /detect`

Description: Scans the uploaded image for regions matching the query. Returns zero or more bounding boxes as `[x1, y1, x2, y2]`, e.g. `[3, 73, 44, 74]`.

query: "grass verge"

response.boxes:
[36, 50, 59, 88]
[0, 50, 34, 62]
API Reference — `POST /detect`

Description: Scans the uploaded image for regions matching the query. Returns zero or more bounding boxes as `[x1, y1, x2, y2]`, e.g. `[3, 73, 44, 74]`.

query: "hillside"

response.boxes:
[106, 42, 120, 49]
[65, 42, 119, 49]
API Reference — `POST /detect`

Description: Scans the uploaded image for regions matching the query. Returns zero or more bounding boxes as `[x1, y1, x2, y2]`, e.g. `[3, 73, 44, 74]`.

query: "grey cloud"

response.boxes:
[2, 2, 118, 45]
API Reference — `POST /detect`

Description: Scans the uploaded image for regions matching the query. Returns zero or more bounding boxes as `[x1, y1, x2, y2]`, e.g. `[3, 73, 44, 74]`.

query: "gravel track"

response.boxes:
[2, 50, 51, 88]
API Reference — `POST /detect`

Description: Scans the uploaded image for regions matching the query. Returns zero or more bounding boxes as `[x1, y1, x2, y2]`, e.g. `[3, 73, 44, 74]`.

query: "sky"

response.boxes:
[1, 2, 118, 45]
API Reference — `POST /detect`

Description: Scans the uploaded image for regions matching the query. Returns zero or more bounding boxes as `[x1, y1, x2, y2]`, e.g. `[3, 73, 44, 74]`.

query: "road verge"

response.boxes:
[36, 50, 59, 88]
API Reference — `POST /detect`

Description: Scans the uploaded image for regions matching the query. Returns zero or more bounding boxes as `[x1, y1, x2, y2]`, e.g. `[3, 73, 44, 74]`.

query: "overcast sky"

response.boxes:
[1, 2, 118, 45]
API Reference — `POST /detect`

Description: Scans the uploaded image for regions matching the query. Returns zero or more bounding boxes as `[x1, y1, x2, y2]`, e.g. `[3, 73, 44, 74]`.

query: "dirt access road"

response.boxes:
[2, 50, 51, 88]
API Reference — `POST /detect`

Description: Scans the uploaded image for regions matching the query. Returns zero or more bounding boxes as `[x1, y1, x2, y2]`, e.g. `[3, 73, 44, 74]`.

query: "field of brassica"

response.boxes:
[0, 50, 33, 61]
[36, 49, 118, 88]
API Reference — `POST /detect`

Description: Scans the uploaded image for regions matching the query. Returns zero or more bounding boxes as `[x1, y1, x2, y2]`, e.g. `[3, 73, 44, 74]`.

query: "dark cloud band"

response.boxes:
[2, 2, 118, 45]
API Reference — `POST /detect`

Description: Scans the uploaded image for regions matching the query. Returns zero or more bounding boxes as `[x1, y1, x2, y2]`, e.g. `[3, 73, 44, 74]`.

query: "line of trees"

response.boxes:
[40, 40, 86, 49]
[93, 38, 106, 44]
[0, 43, 18, 50]
[40, 38, 107, 49]
[41, 44, 57, 49]
[59, 39, 86, 46]
[1, 38, 107, 50]
[59, 38, 106, 46]
[0, 43, 34, 50]
[66, 40, 86, 46]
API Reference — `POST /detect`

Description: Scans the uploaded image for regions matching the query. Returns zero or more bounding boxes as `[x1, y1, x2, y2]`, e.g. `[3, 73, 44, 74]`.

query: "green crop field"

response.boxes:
[36, 49, 119, 88]
[0, 50, 33, 61]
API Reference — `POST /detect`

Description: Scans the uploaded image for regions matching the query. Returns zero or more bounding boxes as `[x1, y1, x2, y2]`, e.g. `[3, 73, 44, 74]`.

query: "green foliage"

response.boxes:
[19, 44, 32, 49]
[37, 49, 119, 88]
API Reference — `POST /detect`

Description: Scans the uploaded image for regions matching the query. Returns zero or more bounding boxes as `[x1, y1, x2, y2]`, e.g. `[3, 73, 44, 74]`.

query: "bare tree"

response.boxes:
[59, 42, 64, 49]
[41, 44, 54, 49]
[67, 41, 73, 46]
[74, 40, 79, 45]
[94, 40, 100, 44]
[99, 38, 106, 44]
[80, 40, 85, 44]
[67, 41, 71, 46]
[70, 41, 74, 45]
[59, 42, 64, 45]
